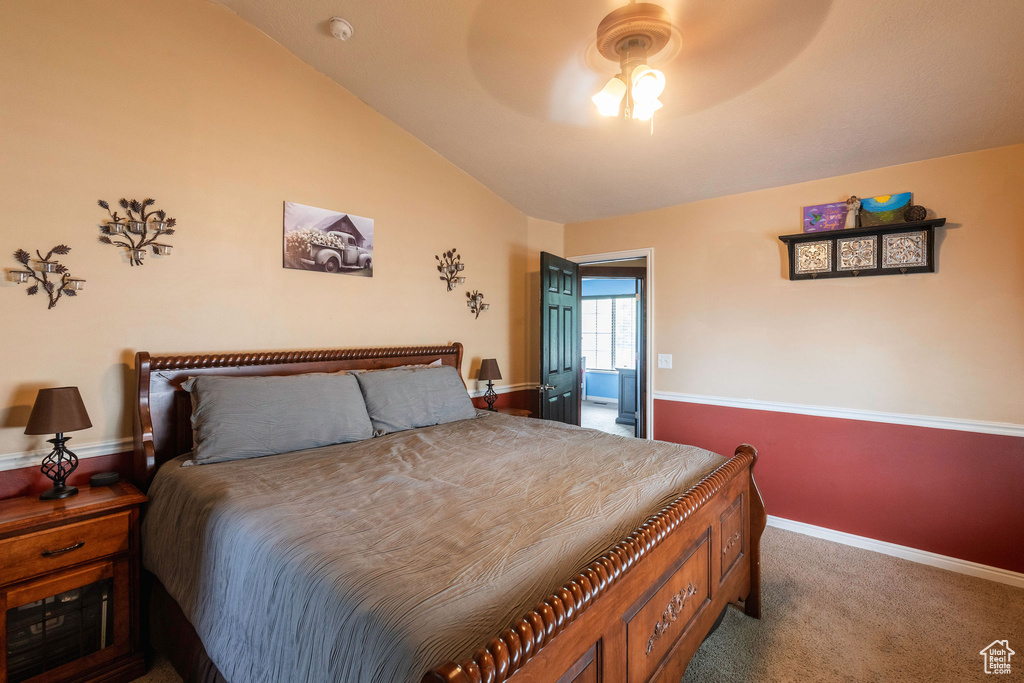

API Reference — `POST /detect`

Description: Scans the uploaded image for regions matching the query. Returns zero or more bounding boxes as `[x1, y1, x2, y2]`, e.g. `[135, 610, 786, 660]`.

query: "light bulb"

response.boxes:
[592, 76, 626, 117]
[632, 98, 663, 121]
[631, 65, 665, 103]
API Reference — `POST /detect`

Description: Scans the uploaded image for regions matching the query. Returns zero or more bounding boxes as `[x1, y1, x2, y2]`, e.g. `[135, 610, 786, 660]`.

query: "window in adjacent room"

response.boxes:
[582, 288, 636, 371]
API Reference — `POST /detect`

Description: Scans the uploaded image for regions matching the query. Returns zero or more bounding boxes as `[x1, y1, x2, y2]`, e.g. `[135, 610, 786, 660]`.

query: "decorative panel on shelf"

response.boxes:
[778, 218, 945, 280]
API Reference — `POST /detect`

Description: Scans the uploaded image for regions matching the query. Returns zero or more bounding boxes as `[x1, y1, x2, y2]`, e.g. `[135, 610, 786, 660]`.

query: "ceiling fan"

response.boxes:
[591, 1, 672, 125]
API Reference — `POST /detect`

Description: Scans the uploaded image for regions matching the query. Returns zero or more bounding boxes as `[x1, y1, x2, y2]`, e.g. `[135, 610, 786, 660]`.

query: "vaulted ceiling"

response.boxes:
[212, 0, 1024, 223]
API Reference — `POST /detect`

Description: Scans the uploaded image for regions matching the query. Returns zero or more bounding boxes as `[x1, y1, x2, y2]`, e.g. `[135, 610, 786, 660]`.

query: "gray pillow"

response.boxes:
[182, 372, 374, 465]
[354, 365, 476, 434]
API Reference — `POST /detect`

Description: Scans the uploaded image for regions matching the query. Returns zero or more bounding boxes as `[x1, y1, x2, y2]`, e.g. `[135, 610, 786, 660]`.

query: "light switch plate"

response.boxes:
[657, 354, 672, 369]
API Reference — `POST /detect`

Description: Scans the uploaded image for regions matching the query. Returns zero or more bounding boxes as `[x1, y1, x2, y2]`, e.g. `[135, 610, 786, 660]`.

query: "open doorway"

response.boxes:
[575, 254, 649, 438]
[536, 249, 653, 438]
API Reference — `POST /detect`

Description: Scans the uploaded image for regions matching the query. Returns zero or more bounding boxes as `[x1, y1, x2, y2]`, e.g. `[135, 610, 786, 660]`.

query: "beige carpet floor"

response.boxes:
[581, 399, 635, 437]
[133, 526, 1024, 682]
[682, 527, 1024, 682]
[134, 655, 178, 683]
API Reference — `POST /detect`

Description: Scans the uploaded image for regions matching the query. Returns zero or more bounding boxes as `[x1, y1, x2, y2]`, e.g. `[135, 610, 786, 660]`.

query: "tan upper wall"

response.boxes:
[566, 144, 1024, 424]
[0, 0, 530, 455]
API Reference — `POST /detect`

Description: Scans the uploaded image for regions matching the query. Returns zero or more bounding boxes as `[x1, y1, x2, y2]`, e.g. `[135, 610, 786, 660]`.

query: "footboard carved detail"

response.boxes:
[423, 444, 759, 683]
[646, 582, 698, 655]
[722, 532, 741, 554]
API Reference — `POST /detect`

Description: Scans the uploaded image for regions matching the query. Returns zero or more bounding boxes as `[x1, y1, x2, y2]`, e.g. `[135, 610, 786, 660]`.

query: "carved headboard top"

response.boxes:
[132, 342, 465, 490]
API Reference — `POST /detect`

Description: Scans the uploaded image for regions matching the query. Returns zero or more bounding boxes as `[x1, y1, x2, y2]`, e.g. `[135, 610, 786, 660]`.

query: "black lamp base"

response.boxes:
[38, 433, 80, 501]
[484, 381, 498, 411]
[40, 484, 79, 500]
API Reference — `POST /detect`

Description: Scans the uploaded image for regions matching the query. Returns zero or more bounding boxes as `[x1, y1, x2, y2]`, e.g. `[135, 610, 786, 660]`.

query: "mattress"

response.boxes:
[141, 412, 725, 683]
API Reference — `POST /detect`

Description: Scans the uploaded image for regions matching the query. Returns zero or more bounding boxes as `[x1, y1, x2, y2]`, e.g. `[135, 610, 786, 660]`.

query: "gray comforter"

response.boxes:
[142, 412, 725, 683]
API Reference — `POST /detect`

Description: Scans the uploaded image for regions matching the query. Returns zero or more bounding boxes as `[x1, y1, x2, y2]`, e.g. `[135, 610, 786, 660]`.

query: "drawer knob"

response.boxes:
[41, 541, 85, 557]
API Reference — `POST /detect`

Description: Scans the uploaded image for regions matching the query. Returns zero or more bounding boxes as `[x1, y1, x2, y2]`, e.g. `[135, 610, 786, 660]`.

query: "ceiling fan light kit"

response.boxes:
[592, 2, 672, 127]
[592, 76, 627, 117]
[631, 65, 666, 102]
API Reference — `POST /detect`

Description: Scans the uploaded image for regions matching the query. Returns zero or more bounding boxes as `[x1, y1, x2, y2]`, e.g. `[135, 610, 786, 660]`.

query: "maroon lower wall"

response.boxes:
[2, 390, 538, 500]
[1, 451, 135, 500]
[470, 388, 534, 412]
[10, 391, 1015, 575]
[654, 399, 1024, 574]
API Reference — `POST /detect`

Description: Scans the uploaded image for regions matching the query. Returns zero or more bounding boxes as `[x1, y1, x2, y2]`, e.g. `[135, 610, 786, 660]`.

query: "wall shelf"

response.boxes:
[778, 218, 946, 280]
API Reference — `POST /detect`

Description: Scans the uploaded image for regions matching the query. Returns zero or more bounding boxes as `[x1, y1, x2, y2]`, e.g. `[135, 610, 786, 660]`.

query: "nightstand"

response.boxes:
[0, 483, 147, 683]
[496, 407, 532, 418]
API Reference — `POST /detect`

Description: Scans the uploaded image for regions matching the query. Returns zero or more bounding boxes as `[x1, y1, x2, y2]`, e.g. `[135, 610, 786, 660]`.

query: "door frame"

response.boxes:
[568, 248, 654, 440]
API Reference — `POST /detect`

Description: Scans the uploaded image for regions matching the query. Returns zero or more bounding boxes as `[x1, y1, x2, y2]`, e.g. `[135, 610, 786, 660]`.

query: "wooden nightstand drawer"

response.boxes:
[0, 484, 146, 682]
[0, 511, 130, 586]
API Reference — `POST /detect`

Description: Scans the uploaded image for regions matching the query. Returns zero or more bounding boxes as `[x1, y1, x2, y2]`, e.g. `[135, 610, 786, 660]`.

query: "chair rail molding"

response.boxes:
[468, 382, 534, 398]
[0, 437, 133, 473]
[652, 390, 1024, 438]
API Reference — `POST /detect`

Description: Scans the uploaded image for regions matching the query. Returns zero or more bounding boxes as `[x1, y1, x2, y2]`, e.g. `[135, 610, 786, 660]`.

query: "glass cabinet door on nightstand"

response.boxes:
[3, 560, 130, 683]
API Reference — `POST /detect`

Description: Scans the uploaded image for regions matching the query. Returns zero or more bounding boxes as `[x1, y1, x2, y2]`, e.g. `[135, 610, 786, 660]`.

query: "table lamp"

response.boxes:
[25, 387, 92, 500]
[478, 359, 502, 411]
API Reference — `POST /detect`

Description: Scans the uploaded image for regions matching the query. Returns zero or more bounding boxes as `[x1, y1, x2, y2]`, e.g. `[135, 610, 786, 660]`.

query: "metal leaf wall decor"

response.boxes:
[98, 198, 176, 266]
[10, 246, 84, 310]
[436, 248, 465, 291]
[466, 289, 489, 319]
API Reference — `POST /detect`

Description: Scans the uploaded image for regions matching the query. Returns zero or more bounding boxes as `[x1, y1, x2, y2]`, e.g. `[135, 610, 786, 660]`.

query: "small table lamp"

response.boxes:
[478, 359, 502, 411]
[25, 387, 92, 500]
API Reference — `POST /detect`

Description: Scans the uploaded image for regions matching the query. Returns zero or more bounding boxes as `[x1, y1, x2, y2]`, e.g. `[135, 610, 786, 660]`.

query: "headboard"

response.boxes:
[132, 342, 465, 490]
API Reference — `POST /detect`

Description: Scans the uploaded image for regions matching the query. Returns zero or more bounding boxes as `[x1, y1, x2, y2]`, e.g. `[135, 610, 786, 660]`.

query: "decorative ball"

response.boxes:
[904, 205, 927, 222]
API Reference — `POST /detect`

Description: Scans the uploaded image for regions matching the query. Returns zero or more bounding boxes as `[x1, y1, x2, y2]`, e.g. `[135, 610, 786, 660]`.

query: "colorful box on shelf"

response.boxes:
[801, 202, 849, 233]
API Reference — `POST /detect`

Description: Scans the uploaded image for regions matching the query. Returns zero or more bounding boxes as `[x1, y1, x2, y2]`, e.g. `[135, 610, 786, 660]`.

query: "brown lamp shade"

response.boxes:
[478, 358, 502, 381]
[25, 387, 92, 435]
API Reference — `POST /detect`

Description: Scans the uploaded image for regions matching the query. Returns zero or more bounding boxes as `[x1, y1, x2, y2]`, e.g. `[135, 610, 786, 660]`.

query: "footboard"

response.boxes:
[424, 444, 765, 683]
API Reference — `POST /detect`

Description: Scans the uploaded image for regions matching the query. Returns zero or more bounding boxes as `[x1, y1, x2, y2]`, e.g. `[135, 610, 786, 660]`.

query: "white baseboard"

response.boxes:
[767, 515, 1024, 589]
[0, 437, 133, 473]
[652, 390, 1024, 438]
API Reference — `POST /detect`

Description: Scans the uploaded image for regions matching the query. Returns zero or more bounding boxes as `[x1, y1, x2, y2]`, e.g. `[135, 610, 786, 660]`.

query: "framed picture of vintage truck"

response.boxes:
[283, 201, 374, 277]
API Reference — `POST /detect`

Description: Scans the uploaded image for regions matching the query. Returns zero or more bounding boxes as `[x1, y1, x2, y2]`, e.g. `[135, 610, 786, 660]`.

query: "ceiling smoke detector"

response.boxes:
[329, 17, 353, 41]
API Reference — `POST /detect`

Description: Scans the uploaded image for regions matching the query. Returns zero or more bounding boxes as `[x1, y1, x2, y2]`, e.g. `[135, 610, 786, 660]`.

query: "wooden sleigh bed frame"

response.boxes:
[133, 342, 766, 683]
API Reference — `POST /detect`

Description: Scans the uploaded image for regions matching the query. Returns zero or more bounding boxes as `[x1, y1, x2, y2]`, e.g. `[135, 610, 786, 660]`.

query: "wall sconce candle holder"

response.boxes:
[467, 290, 489, 319]
[98, 198, 177, 266]
[436, 248, 466, 291]
[10, 246, 83, 310]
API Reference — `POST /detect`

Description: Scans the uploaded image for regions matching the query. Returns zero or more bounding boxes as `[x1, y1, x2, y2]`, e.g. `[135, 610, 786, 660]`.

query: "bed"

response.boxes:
[133, 342, 765, 683]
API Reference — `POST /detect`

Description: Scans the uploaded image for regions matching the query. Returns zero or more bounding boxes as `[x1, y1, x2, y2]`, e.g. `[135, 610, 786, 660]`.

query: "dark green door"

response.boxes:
[539, 252, 581, 425]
